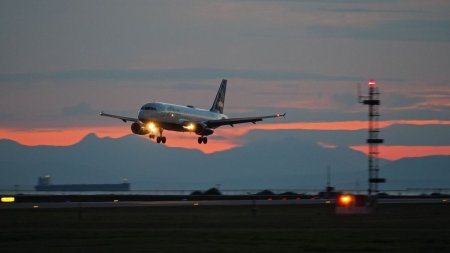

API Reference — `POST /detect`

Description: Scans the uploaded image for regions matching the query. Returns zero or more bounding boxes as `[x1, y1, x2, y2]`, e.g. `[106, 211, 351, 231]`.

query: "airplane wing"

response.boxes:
[100, 111, 140, 123]
[206, 113, 286, 128]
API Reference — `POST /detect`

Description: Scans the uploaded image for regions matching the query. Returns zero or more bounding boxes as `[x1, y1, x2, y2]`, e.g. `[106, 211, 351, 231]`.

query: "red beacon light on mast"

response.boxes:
[368, 79, 376, 88]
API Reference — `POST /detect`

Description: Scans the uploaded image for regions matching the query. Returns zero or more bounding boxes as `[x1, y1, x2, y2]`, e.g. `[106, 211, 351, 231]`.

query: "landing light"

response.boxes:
[147, 122, 157, 132]
[183, 123, 196, 131]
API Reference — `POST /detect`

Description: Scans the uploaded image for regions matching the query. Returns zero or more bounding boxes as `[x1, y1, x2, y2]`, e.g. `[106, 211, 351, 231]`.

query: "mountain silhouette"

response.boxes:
[0, 134, 448, 191]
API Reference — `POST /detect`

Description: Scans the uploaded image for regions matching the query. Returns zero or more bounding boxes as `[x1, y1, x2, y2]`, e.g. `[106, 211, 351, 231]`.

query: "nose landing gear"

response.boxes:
[153, 128, 166, 144]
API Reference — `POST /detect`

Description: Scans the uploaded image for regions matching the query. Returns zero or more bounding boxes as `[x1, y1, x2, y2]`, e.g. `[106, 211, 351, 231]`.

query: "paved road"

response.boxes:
[0, 198, 448, 209]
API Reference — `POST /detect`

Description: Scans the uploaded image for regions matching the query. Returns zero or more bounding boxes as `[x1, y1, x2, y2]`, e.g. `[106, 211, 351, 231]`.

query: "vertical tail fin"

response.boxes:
[210, 79, 227, 114]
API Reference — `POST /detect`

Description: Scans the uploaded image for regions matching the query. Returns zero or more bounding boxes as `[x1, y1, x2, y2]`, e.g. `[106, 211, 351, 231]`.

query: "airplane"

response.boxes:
[100, 79, 285, 144]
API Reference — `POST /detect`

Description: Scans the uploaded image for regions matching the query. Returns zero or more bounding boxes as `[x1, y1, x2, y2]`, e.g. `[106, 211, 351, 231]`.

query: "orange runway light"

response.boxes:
[335, 195, 371, 214]
[338, 195, 354, 206]
[1, 197, 15, 203]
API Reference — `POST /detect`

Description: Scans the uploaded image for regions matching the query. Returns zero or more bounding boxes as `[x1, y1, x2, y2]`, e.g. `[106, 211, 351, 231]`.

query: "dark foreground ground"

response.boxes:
[0, 204, 449, 253]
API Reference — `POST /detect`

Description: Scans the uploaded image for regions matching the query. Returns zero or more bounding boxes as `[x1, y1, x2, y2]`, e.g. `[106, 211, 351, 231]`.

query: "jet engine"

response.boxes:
[194, 123, 214, 136]
[131, 122, 149, 135]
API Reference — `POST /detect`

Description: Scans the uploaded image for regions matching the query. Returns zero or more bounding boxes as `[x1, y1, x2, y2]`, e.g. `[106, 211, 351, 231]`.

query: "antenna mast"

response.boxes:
[358, 79, 385, 207]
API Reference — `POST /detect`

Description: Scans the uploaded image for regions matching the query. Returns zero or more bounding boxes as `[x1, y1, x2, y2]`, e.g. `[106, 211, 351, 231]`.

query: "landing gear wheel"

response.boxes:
[197, 137, 208, 144]
[149, 134, 155, 139]
[156, 128, 165, 144]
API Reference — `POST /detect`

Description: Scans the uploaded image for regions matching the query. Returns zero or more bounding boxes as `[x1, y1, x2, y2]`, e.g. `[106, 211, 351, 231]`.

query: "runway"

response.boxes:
[0, 198, 447, 209]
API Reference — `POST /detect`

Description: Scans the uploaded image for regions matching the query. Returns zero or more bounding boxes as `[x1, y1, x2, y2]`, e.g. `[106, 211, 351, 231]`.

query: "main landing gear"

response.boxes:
[150, 128, 166, 144]
[156, 136, 166, 144]
[198, 136, 208, 144]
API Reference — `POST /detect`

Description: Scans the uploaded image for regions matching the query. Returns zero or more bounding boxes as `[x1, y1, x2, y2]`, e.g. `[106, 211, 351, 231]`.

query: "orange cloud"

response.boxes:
[350, 145, 450, 161]
[0, 126, 129, 146]
[217, 119, 450, 137]
[0, 126, 239, 154]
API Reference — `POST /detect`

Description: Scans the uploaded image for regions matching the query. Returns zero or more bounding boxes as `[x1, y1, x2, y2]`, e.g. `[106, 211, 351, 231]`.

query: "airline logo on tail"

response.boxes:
[210, 79, 227, 114]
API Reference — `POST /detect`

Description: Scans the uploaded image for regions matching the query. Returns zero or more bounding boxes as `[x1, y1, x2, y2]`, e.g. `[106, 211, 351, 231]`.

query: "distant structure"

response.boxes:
[358, 79, 385, 206]
[35, 175, 130, 192]
[326, 165, 331, 197]
[318, 166, 340, 199]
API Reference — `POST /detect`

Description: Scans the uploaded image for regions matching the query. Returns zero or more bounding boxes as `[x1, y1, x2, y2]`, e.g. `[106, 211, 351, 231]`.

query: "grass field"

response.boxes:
[0, 204, 449, 253]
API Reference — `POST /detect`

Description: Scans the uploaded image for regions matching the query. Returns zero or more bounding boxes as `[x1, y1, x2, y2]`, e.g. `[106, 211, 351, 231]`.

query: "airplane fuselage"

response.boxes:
[138, 102, 228, 132]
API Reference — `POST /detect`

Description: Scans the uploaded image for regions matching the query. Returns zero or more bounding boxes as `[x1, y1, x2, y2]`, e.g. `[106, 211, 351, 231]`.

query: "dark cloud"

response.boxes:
[0, 68, 364, 83]
[0, 112, 14, 120]
[0, 0, 449, 133]
[332, 93, 360, 110]
[319, 7, 421, 14]
[309, 19, 450, 42]
[62, 102, 96, 117]
[244, 124, 450, 147]
[383, 92, 422, 108]
[245, 0, 396, 3]
[382, 124, 450, 146]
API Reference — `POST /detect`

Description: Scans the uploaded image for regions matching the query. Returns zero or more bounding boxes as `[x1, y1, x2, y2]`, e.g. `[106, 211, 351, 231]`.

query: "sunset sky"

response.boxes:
[1, 0, 449, 160]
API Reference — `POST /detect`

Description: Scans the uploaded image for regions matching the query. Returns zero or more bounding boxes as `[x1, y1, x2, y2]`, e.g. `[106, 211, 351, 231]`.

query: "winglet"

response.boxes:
[276, 113, 286, 118]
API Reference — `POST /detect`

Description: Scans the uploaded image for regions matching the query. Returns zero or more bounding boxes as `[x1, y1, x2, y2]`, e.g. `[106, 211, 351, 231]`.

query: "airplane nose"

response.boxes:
[138, 110, 145, 120]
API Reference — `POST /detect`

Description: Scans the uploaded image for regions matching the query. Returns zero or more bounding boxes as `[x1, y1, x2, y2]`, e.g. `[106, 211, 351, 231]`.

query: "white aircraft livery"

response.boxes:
[100, 79, 286, 144]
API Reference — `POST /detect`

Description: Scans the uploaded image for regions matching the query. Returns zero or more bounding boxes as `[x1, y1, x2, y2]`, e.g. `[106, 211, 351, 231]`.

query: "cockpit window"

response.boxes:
[141, 106, 157, 111]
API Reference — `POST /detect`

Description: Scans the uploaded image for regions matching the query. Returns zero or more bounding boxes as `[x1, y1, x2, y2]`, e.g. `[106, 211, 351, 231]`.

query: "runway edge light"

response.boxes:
[335, 194, 371, 215]
[338, 195, 353, 206]
[1, 196, 15, 203]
